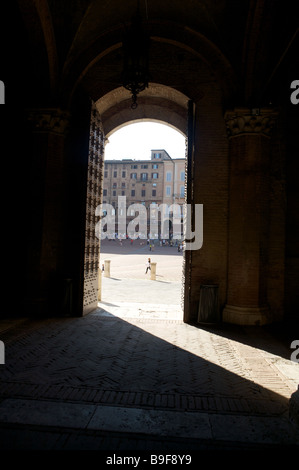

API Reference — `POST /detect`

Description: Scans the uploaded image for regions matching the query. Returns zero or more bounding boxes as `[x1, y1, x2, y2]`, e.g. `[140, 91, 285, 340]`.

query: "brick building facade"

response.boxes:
[104, 151, 184, 206]
[102, 150, 185, 239]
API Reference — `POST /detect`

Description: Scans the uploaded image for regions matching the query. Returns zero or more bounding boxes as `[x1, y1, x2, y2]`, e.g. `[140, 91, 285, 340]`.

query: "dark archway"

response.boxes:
[82, 87, 191, 318]
[8, 1, 296, 327]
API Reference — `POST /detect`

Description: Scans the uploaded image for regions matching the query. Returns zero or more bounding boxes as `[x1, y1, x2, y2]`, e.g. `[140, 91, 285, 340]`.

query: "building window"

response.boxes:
[154, 153, 161, 159]
[152, 164, 158, 169]
[131, 164, 138, 169]
[141, 164, 148, 169]
[121, 182, 126, 188]
[113, 171, 117, 177]
[166, 186, 171, 196]
[113, 182, 117, 188]
[166, 172, 172, 182]
[104, 171, 108, 178]
[141, 173, 148, 181]
[121, 190, 125, 196]
[103, 189, 107, 196]
[152, 183, 157, 187]
[152, 189, 156, 196]
[152, 173, 158, 179]
[180, 185, 185, 197]
[131, 190, 135, 196]
[180, 171, 185, 181]
[112, 190, 116, 196]
[122, 171, 126, 177]
[131, 173, 137, 179]
[141, 189, 146, 197]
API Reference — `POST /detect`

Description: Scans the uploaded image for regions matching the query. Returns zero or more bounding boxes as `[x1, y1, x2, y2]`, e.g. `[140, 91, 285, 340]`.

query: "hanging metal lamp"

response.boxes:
[121, 2, 150, 109]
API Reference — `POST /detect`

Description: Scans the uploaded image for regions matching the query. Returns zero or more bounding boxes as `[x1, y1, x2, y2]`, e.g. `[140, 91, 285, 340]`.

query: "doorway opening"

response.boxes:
[99, 121, 187, 321]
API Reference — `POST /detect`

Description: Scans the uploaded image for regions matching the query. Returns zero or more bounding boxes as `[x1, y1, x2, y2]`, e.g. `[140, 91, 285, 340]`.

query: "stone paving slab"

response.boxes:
[1, 309, 298, 411]
[0, 382, 289, 416]
[0, 299, 299, 450]
[101, 276, 183, 306]
[0, 398, 298, 448]
[0, 398, 95, 429]
[99, 300, 183, 320]
[2, 423, 295, 452]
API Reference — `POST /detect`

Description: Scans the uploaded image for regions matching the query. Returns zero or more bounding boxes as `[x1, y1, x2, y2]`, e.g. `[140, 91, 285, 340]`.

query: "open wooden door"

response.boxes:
[183, 100, 196, 322]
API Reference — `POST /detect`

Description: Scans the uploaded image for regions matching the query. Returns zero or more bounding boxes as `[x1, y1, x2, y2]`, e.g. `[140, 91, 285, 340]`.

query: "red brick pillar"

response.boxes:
[25, 108, 70, 315]
[223, 107, 278, 325]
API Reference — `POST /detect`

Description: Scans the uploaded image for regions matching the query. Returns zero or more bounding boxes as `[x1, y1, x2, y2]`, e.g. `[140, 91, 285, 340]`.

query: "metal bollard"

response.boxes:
[98, 268, 102, 301]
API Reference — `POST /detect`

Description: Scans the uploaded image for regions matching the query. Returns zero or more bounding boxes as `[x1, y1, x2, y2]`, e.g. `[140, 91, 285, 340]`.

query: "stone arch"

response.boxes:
[96, 83, 189, 137]
[82, 83, 191, 315]
[33, 4, 233, 322]
[81, 79, 191, 315]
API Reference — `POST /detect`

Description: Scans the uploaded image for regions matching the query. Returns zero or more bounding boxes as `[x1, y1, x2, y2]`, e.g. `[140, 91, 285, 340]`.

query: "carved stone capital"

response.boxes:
[27, 108, 71, 135]
[224, 107, 279, 138]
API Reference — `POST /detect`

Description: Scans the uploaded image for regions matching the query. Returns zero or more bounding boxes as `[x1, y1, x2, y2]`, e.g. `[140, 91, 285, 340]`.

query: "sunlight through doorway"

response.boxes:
[99, 121, 187, 319]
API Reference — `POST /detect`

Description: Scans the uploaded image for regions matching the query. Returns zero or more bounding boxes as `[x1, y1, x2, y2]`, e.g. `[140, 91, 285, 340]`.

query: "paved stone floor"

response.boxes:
[0, 244, 299, 453]
[99, 238, 184, 282]
[0, 297, 299, 453]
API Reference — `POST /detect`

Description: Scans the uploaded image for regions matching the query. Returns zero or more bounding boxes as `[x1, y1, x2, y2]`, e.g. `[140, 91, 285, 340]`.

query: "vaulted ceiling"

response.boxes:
[6, 0, 298, 114]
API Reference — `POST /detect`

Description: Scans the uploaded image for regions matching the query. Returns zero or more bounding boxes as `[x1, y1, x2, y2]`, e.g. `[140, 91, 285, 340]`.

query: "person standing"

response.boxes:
[145, 258, 151, 274]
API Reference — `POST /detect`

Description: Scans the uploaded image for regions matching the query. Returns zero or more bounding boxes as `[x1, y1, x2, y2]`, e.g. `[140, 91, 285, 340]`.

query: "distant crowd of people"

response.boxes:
[105, 234, 184, 252]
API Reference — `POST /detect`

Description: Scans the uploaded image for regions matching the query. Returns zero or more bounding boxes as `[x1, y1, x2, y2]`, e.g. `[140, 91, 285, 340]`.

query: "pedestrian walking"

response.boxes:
[145, 258, 151, 274]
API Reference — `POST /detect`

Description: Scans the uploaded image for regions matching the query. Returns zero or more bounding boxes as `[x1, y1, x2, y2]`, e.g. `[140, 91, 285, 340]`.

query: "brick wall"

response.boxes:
[186, 85, 229, 322]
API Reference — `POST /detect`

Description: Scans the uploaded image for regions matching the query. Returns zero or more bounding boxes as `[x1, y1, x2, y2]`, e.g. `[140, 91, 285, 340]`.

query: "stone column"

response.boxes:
[104, 260, 111, 278]
[150, 262, 157, 280]
[98, 266, 102, 301]
[223, 107, 278, 325]
[25, 108, 70, 315]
